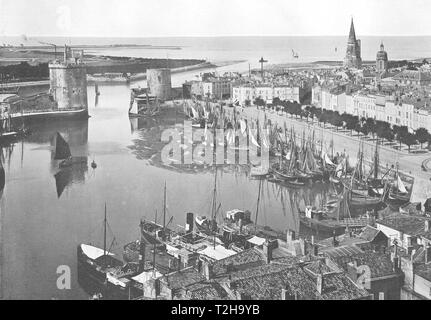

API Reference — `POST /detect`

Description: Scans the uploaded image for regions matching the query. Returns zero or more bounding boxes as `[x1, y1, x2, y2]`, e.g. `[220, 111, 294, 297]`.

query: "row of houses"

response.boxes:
[312, 84, 431, 132]
[232, 84, 302, 105]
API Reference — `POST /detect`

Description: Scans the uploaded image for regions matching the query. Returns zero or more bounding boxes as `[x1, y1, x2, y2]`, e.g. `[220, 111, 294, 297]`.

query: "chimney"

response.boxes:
[281, 288, 287, 300]
[425, 245, 431, 264]
[263, 240, 275, 263]
[313, 244, 319, 256]
[316, 274, 323, 294]
[286, 229, 296, 243]
[186, 212, 194, 233]
[238, 218, 243, 234]
[203, 261, 214, 280]
[177, 256, 182, 272]
[332, 231, 338, 247]
[425, 220, 430, 233]
[392, 255, 400, 272]
[196, 259, 203, 273]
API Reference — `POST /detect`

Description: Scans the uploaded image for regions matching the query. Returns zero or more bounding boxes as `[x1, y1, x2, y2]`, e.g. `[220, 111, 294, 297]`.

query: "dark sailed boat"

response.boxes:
[54, 132, 87, 169]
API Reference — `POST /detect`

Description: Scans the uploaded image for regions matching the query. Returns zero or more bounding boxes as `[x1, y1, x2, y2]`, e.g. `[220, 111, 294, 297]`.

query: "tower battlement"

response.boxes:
[49, 45, 88, 111]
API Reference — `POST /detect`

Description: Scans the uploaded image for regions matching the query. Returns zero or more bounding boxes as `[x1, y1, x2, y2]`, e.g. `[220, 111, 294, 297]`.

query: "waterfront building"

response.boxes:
[376, 43, 389, 74]
[49, 45, 88, 111]
[344, 18, 362, 69]
[232, 84, 301, 106]
[376, 214, 431, 251]
[202, 78, 232, 99]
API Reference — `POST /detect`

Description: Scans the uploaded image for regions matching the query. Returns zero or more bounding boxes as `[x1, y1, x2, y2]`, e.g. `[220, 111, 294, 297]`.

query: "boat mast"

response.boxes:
[374, 140, 379, 180]
[103, 203, 107, 267]
[153, 210, 157, 276]
[163, 182, 167, 235]
[254, 179, 263, 233]
[212, 166, 217, 249]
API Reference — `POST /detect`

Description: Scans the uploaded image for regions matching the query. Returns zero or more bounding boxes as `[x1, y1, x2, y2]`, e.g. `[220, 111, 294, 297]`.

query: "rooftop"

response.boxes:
[376, 213, 431, 237]
[212, 247, 267, 277]
[160, 267, 205, 290]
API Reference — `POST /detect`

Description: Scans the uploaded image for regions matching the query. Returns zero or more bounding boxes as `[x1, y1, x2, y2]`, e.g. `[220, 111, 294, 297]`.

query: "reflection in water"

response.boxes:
[126, 105, 347, 240]
[47, 121, 89, 198]
[54, 164, 88, 198]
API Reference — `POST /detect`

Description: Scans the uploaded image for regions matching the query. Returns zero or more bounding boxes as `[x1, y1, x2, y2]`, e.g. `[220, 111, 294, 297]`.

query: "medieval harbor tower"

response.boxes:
[343, 18, 362, 69]
[49, 45, 88, 112]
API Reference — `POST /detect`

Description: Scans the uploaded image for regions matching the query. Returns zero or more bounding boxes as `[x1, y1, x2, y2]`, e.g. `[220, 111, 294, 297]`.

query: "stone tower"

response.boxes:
[49, 45, 88, 112]
[376, 42, 388, 73]
[147, 68, 172, 101]
[343, 18, 362, 69]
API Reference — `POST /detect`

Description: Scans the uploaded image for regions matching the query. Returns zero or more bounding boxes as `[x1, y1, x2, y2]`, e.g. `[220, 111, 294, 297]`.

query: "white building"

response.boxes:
[232, 84, 301, 105]
[202, 78, 232, 99]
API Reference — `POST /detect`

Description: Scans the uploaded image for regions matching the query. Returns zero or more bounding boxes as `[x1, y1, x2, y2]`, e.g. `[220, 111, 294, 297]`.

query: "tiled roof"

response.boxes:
[323, 245, 364, 259]
[359, 226, 383, 242]
[229, 261, 369, 300]
[327, 250, 397, 279]
[231, 265, 323, 300]
[393, 70, 431, 82]
[161, 267, 205, 290]
[184, 282, 229, 300]
[212, 248, 266, 277]
[376, 213, 430, 236]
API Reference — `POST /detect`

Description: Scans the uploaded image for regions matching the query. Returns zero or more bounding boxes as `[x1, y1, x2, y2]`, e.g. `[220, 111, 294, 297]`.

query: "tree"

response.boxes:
[401, 132, 417, 153]
[244, 99, 251, 107]
[365, 118, 377, 138]
[415, 127, 430, 149]
[254, 97, 265, 107]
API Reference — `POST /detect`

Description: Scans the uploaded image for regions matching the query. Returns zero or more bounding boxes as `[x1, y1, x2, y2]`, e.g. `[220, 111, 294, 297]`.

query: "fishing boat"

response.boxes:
[54, 132, 87, 168]
[77, 205, 125, 291]
[387, 174, 411, 205]
[129, 88, 160, 118]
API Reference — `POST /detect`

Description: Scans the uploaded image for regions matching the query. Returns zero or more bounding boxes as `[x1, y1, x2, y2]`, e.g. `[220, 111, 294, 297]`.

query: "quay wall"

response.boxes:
[234, 106, 431, 204]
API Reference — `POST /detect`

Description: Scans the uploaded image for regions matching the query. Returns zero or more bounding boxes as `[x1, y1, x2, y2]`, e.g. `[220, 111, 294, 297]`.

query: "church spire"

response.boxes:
[348, 18, 357, 43]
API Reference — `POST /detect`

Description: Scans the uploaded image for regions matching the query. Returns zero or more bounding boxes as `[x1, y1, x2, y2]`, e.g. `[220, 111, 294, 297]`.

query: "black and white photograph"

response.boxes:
[1, 0, 431, 305]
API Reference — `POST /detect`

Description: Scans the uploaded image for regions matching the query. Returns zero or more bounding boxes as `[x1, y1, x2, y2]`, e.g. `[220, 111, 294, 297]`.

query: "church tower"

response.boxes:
[343, 18, 362, 69]
[376, 42, 388, 73]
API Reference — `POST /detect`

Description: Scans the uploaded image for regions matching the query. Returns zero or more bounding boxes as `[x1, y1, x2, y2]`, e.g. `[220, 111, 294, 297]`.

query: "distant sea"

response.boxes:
[2, 35, 431, 69]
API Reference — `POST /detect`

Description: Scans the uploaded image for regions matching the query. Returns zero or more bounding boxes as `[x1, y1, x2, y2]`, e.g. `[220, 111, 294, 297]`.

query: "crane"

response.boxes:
[37, 41, 58, 60]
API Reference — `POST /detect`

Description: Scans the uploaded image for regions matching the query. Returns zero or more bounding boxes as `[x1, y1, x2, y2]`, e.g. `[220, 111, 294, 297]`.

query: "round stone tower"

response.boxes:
[376, 42, 389, 73]
[147, 68, 172, 101]
[49, 45, 88, 112]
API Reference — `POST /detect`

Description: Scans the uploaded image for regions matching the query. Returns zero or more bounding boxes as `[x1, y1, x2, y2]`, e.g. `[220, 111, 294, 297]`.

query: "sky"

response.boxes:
[1, 0, 431, 37]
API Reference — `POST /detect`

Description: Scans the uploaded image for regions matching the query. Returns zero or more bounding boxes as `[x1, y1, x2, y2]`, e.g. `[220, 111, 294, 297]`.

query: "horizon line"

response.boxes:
[3, 34, 431, 39]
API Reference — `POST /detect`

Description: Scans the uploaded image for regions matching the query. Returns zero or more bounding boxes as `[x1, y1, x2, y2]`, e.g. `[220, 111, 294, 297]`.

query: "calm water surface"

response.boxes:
[0, 80, 338, 299]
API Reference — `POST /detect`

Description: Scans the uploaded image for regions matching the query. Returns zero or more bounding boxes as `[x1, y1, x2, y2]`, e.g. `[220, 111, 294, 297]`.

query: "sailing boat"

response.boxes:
[54, 132, 87, 168]
[387, 168, 411, 204]
[195, 167, 219, 236]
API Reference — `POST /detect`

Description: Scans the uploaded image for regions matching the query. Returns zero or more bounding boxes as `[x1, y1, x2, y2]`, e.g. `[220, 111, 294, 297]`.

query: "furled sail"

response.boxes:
[397, 176, 408, 193]
[249, 128, 260, 148]
[240, 120, 247, 135]
[324, 153, 335, 166]
[190, 106, 199, 119]
[54, 132, 72, 160]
